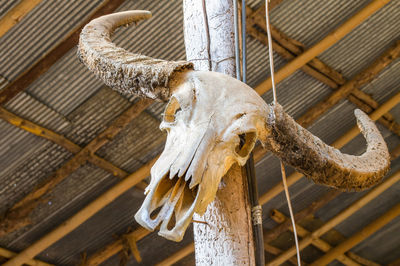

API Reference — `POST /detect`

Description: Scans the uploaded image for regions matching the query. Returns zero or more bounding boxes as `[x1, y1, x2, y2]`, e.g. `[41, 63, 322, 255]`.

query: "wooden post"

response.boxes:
[183, 0, 255, 264]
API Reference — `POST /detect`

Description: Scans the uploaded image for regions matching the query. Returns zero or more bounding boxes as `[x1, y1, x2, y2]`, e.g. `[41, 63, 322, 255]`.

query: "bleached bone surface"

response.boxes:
[78, 10, 390, 242]
[135, 71, 268, 241]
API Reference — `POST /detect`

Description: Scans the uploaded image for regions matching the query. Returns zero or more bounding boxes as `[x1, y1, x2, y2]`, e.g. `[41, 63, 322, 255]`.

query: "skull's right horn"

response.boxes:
[78, 10, 193, 101]
[264, 104, 390, 191]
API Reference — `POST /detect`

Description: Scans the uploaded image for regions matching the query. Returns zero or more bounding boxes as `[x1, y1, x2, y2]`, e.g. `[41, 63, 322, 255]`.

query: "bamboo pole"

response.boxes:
[0, 247, 52, 266]
[267, 170, 400, 266]
[0, 0, 42, 37]
[270, 210, 361, 266]
[254, 0, 391, 96]
[311, 203, 400, 266]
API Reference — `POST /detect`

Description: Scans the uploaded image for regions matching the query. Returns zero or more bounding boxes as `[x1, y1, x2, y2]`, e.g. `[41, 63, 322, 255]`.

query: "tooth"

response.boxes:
[169, 166, 179, 179]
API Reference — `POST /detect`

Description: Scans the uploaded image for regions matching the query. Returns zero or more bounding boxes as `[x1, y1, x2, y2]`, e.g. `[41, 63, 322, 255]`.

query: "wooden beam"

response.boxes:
[253, 40, 400, 166]
[263, 244, 304, 265]
[0, 246, 52, 266]
[246, 8, 400, 137]
[263, 190, 341, 243]
[346, 252, 381, 266]
[87, 227, 149, 265]
[3, 157, 157, 266]
[0, 107, 81, 153]
[87, 94, 400, 265]
[0, 107, 148, 191]
[296, 40, 400, 128]
[155, 243, 194, 266]
[270, 210, 361, 266]
[0, 0, 126, 105]
[258, 91, 400, 207]
[4, 2, 397, 263]
[266, 170, 400, 266]
[311, 203, 400, 266]
[264, 142, 400, 245]
[254, 0, 391, 96]
[0, 99, 152, 236]
[0, 0, 42, 37]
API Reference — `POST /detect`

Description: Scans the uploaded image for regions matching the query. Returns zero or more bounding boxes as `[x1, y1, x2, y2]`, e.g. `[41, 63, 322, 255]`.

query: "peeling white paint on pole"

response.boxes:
[183, 0, 255, 264]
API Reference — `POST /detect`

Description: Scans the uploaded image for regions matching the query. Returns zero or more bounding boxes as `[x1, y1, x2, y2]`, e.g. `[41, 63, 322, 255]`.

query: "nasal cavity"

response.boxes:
[237, 132, 257, 157]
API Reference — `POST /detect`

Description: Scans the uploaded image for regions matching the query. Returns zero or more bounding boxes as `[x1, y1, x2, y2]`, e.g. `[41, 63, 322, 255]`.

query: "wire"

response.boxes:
[201, 0, 211, 71]
[233, 0, 241, 79]
[242, 0, 247, 83]
[265, 0, 301, 264]
[265, 0, 277, 104]
[234, 1, 265, 264]
[280, 161, 301, 265]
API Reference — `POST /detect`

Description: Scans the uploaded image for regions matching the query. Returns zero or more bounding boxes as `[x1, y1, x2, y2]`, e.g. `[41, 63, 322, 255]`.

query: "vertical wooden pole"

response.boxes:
[183, 0, 255, 265]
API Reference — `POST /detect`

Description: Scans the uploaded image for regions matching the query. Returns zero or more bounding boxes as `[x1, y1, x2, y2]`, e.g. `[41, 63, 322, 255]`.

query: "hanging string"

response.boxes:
[234, 1, 265, 265]
[280, 161, 301, 265]
[265, 0, 277, 104]
[265, 1, 301, 265]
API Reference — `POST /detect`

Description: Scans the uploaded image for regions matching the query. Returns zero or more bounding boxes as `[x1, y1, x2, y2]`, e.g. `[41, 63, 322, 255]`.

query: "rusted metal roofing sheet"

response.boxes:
[0, 0, 398, 265]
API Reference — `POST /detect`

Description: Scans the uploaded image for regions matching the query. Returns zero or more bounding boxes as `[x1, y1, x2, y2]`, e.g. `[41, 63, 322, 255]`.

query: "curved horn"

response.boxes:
[78, 10, 193, 101]
[264, 104, 390, 191]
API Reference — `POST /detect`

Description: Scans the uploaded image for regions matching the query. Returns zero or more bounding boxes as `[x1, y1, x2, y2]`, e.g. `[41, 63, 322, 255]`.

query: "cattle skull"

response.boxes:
[78, 11, 390, 241]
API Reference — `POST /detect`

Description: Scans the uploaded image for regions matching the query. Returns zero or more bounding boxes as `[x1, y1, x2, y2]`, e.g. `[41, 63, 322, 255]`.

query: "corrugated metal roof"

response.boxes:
[0, 0, 399, 265]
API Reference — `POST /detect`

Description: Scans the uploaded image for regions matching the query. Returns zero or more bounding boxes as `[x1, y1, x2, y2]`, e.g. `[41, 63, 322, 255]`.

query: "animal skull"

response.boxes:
[78, 11, 390, 241]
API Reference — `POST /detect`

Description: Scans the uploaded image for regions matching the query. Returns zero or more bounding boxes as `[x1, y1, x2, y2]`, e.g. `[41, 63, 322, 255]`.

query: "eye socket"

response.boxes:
[236, 132, 257, 157]
[163, 97, 181, 123]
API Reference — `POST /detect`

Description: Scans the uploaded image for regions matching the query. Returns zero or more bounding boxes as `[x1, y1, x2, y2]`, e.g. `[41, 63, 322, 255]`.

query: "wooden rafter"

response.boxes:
[3, 157, 157, 266]
[257, 90, 400, 207]
[0, 0, 42, 37]
[270, 209, 363, 266]
[0, 247, 52, 266]
[3, 1, 396, 264]
[0, 99, 152, 236]
[0, 0, 127, 105]
[86, 7, 400, 266]
[246, 5, 400, 137]
[0, 107, 148, 190]
[263, 190, 341, 243]
[311, 203, 400, 265]
[296, 41, 400, 128]
[120, 127, 400, 266]
[253, 0, 391, 96]
[346, 252, 381, 266]
[267, 170, 400, 266]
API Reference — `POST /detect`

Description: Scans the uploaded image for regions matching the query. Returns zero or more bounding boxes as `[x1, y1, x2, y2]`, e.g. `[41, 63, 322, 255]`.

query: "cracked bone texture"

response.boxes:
[135, 71, 268, 241]
[79, 10, 391, 242]
[264, 104, 390, 190]
[78, 10, 193, 101]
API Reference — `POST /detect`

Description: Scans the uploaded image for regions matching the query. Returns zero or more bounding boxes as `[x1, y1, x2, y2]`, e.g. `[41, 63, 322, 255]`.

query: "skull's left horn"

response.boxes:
[78, 10, 193, 101]
[265, 104, 390, 191]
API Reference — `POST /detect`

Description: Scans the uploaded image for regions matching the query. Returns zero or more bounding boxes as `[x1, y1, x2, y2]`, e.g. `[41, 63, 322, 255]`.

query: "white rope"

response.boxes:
[265, 0, 277, 104]
[280, 161, 301, 265]
[265, 1, 301, 265]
